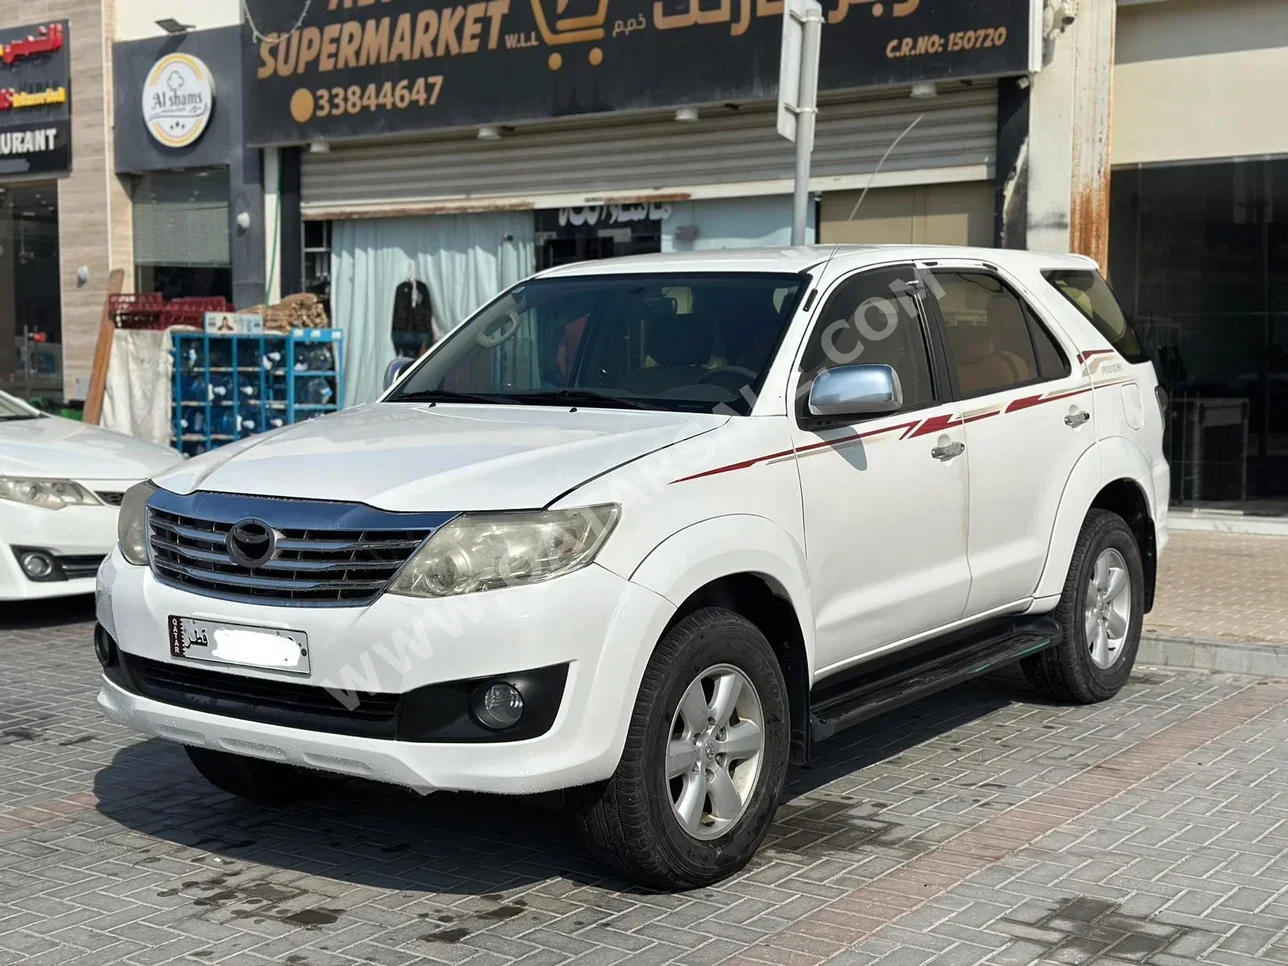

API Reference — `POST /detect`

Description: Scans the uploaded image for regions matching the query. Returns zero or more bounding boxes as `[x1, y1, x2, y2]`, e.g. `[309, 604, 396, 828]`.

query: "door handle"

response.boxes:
[931, 441, 965, 462]
[1065, 409, 1091, 428]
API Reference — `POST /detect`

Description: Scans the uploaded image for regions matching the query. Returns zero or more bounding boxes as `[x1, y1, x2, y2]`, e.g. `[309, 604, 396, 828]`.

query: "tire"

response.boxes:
[572, 607, 790, 889]
[185, 746, 328, 806]
[1023, 509, 1145, 703]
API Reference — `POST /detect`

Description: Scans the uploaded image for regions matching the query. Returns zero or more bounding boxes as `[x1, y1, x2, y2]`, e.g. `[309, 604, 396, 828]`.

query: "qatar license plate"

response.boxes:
[168, 617, 310, 675]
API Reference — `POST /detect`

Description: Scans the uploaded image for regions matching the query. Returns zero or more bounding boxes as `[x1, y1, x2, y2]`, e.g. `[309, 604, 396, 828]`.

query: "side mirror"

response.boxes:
[807, 364, 904, 418]
[383, 356, 415, 391]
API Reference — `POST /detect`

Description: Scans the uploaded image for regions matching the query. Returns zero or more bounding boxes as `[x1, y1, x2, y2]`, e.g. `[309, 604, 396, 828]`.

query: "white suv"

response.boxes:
[96, 246, 1168, 889]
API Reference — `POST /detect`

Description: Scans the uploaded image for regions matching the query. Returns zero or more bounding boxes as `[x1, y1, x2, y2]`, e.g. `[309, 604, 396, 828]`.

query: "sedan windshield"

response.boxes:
[388, 273, 808, 416]
[0, 390, 41, 421]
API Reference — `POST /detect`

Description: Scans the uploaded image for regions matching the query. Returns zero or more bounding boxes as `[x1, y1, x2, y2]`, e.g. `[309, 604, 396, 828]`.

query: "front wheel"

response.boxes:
[1023, 509, 1145, 703]
[573, 607, 789, 889]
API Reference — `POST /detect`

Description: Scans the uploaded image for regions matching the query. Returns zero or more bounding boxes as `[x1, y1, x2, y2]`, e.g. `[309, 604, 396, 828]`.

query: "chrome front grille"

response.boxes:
[145, 491, 455, 607]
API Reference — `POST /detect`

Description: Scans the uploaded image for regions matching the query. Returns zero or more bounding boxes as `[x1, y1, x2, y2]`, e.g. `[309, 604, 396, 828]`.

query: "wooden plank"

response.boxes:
[82, 268, 125, 426]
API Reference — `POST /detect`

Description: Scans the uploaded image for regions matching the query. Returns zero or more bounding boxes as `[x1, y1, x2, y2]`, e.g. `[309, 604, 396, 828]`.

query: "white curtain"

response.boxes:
[331, 212, 535, 407]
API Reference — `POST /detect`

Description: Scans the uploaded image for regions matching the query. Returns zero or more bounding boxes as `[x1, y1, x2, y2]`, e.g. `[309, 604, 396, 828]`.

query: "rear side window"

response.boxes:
[932, 271, 1068, 397]
[1043, 270, 1149, 364]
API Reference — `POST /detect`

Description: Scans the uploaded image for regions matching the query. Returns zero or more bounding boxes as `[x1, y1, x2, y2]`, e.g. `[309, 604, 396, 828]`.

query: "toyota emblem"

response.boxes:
[226, 519, 278, 569]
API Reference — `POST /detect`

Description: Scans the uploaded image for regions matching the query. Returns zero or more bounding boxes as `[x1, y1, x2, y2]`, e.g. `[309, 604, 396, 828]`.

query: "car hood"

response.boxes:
[0, 415, 181, 481]
[154, 403, 727, 512]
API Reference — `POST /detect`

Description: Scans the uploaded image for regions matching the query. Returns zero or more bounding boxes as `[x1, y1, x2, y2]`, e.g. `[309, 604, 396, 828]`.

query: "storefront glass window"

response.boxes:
[133, 168, 232, 301]
[1110, 159, 1288, 512]
[0, 181, 61, 400]
[535, 206, 663, 271]
[303, 219, 332, 316]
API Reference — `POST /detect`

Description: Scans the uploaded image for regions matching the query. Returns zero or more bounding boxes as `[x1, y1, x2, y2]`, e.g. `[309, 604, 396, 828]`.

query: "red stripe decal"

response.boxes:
[1006, 385, 1092, 413]
[670, 420, 919, 484]
[670, 379, 1095, 484]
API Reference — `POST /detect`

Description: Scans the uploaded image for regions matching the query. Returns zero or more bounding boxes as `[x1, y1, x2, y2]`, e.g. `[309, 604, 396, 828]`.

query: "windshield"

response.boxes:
[0, 390, 40, 421]
[388, 273, 808, 415]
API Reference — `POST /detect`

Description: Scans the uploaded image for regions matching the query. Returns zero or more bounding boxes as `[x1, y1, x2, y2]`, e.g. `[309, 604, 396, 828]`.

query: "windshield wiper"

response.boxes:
[503, 389, 659, 410]
[0, 414, 41, 421]
[389, 389, 509, 405]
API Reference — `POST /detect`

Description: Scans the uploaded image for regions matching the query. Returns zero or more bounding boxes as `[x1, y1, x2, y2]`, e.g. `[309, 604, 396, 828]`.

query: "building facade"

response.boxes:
[241, 0, 1047, 405]
[112, 21, 265, 312]
[0, 1, 128, 403]
[1109, 0, 1288, 512]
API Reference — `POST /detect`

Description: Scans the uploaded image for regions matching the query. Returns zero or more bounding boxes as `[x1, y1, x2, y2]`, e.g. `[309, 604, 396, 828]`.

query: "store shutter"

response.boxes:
[132, 169, 231, 267]
[301, 84, 997, 218]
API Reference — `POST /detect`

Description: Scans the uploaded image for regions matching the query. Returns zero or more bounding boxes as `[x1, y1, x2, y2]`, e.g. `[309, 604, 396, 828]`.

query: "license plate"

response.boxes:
[168, 617, 310, 675]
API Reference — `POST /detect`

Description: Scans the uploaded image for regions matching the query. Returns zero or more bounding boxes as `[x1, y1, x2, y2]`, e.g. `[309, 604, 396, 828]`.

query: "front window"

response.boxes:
[388, 273, 807, 415]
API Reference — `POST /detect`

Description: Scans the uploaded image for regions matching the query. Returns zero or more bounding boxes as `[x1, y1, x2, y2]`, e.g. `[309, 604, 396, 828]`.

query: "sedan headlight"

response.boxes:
[117, 481, 159, 566]
[0, 476, 100, 510]
[388, 505, 620, 598]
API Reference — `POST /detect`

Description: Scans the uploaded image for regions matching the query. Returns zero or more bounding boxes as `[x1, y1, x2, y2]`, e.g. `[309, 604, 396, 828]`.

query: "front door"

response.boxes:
[925, 264, 1096, 615]
[789, 264, 972, 677]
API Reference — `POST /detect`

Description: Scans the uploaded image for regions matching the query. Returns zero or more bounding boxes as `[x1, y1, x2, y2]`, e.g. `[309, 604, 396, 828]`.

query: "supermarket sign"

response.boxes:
[243, 0, 1035, 145]
[0, 20, 71, 175]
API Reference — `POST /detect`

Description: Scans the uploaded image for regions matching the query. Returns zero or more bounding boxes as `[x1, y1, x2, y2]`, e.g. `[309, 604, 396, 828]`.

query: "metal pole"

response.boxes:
[791, 4, 822, 246]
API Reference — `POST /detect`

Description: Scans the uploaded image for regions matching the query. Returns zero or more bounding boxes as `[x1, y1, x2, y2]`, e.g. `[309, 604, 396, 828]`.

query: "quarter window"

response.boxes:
[933, 272, 1065, 396]
[1043, 269, 1149, 364]
[800, 265, 937, 413]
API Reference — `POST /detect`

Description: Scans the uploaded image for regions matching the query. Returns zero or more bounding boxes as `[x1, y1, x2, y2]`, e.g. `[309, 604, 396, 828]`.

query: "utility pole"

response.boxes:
[779, 0, 823, 246]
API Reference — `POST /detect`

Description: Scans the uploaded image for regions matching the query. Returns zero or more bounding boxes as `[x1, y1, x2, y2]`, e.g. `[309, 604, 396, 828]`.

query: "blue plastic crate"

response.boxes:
[171, 329, 345, 455]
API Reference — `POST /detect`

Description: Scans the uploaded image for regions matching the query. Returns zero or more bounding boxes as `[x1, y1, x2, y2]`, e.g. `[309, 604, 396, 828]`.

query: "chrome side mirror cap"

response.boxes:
[807, 364, 904, 418]
[382, 356, 415, 392]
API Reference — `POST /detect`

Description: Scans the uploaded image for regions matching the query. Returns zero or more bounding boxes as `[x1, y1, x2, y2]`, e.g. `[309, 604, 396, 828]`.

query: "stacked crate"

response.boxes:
[171, 329, 346, 456]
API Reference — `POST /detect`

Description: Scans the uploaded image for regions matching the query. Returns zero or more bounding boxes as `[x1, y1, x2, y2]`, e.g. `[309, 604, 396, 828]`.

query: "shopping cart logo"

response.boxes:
[528, 0, 609, 69]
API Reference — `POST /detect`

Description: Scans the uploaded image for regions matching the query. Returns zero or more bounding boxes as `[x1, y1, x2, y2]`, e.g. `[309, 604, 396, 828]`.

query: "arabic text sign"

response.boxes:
[243, 0, 1031, 146]
[0, 20, 71, 175]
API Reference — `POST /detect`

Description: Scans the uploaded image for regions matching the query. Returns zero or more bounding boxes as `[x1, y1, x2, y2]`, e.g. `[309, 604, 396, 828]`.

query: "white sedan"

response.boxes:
[1, 390, 180, 601]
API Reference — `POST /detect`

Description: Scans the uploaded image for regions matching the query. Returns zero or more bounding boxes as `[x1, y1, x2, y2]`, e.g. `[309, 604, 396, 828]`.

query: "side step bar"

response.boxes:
[809, 617, 1061, 744]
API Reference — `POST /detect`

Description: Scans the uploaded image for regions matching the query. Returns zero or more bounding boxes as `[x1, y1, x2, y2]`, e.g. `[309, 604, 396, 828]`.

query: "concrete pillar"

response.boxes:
[1011, 0, 1116, 269]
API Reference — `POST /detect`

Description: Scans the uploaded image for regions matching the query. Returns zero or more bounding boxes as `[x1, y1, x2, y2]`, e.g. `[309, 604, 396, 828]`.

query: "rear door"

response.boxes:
[922, 263, 1095, 616]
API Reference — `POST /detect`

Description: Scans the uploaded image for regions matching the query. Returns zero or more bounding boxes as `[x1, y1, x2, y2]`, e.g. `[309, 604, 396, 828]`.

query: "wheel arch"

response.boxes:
[1036, 438, 1158, 610]
[629, 515, 815, 764]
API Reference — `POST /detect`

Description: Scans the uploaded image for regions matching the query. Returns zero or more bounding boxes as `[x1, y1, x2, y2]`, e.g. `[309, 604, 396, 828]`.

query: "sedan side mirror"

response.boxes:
[807, 364, 904, 418]
[383, 356, 415, 391]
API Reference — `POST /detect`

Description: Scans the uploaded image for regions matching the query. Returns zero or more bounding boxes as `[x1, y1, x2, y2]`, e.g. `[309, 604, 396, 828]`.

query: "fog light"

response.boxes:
[19, 551, 55, 580]
[471, 682, 524, 730]
[94, 626, 118, 668]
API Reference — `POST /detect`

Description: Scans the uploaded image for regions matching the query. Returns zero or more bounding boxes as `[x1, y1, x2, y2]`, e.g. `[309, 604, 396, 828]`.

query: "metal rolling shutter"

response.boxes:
[132, 169, 232, 267]
[301, 83, 997, 218]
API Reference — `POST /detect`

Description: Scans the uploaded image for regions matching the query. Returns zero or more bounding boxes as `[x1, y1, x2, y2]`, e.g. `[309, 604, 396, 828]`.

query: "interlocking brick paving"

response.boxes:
[1147, 531, 1288, 645]
[2, 598, 1287, 966]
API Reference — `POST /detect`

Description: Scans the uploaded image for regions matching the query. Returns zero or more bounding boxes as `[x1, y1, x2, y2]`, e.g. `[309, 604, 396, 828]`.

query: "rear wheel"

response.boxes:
[573, 607, 789, 889]
[185, 747, 328, 805]
[1023, 509, 1144, 703]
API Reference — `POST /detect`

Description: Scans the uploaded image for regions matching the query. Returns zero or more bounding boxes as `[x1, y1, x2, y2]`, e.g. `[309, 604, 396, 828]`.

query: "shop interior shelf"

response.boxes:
[170, 329, 346, 457]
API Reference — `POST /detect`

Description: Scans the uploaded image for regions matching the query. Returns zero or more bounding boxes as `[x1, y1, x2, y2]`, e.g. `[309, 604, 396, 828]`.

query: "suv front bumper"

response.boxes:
[96, 551, 676, 794]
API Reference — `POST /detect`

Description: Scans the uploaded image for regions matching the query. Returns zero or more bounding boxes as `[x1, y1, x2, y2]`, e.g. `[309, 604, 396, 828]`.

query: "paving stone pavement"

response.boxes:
[1147, 531, 1288, 645]
[2, 600, 1288, 966]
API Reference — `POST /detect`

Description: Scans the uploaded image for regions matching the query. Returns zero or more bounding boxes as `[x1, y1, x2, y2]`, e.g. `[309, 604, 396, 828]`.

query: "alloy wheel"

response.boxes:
[1086, 547, 1132, 669]
[665, 664, 765, 841]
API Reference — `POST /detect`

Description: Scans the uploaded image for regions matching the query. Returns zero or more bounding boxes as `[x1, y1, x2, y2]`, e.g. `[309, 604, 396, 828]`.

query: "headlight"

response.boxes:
[388, 505, 620, 598]
[117, 481, 159, 566]
[0, 477, 99, 510]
